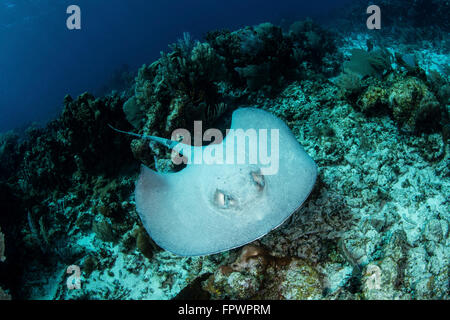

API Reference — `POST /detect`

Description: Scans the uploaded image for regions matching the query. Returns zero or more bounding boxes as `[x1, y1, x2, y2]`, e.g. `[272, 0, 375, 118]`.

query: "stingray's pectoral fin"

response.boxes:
[136, 165, 163, 191]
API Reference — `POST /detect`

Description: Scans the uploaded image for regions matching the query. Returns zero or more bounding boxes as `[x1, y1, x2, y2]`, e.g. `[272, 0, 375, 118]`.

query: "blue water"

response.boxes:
[0, 0, 351, 133]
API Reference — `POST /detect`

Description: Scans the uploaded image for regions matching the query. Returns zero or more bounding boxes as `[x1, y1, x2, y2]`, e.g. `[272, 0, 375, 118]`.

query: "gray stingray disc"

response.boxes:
[135, 108, 317, 256]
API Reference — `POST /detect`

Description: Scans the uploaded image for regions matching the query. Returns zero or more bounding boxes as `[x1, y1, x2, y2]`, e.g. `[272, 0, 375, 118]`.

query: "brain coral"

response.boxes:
[358, 85, 389, 114]
[388, 77, 442, 133]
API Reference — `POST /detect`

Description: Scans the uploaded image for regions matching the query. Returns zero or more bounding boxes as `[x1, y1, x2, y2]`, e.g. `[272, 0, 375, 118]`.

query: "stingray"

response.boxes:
[112, 107, 317, 256]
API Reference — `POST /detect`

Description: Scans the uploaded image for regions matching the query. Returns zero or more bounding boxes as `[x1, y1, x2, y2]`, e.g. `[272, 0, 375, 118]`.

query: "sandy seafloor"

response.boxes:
[19, 32, 448, 300]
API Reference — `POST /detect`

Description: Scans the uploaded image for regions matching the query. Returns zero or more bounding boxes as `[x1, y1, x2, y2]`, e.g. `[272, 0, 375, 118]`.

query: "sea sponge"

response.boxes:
[388, 77, 442, 132]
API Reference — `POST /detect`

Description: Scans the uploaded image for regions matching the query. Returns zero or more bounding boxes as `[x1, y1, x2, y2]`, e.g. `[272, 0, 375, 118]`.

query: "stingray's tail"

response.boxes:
[108, 124, 145, 139]
[108, 124, 184, 151]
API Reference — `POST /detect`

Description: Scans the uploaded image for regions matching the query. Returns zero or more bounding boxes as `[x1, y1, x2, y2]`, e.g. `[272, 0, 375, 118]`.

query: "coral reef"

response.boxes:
[206, 20, 339, 93]
[335, 43, 448, 134]
[0, 17, 448, 300]
[124, 32, 227, 135]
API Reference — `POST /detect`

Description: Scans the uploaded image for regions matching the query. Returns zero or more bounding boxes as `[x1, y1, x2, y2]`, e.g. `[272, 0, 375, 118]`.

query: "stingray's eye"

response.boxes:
[251, 169, 265, 191]
[213, 189, 237, 209]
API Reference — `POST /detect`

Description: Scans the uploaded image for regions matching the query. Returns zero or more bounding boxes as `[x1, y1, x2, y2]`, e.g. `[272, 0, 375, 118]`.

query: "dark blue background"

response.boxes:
[0, 0, 350, 132]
